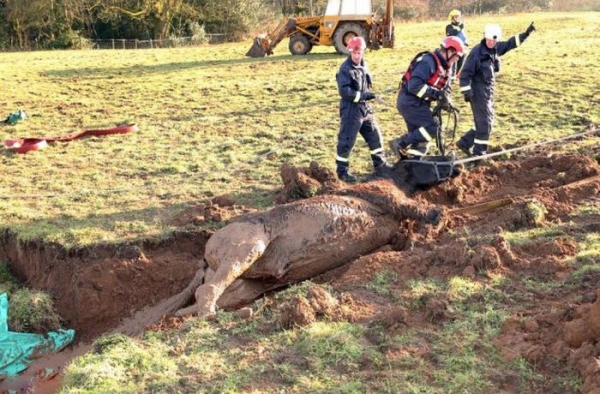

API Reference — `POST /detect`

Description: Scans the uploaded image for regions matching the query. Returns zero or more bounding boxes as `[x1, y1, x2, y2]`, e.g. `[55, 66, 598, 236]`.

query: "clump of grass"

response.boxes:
[1, 262, 63, 333]
[7, 289, 61, 333]
[524, 199, 548, 227]
[365, 269, 397, 296]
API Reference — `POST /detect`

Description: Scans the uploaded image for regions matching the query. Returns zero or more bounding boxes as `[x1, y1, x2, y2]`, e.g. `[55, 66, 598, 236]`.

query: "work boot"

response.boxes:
[338, 173, 357, 183]
[389, 139, 409, 161]
[456, 141, 472, 157]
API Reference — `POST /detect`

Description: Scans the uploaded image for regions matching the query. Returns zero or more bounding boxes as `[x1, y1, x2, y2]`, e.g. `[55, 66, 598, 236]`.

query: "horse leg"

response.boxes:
[176, 222, 269, 318]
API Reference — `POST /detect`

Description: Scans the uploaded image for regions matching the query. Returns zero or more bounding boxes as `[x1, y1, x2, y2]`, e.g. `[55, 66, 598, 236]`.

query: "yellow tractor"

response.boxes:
[246, 0, 394, 57]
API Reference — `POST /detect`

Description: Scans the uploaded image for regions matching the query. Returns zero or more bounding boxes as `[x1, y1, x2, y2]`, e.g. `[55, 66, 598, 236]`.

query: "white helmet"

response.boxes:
[484, 24, 502, 40]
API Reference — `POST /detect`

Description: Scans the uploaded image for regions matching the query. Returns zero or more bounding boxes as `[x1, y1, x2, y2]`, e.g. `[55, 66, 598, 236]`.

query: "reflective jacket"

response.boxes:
[399, 50, 450, 104]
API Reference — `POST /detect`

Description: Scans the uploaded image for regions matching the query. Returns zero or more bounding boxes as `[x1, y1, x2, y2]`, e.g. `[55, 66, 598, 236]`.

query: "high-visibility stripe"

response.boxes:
[416, 85, 428, 98]
[407, 148, 426, 156]
[353, 92, 361, 103]
[516, 35, 521, 47]
[336, 155, 350, 162]
[418, 127, 432, 141]
[459, 85, 471, 92]
[474, 138, 490, 145]
[370, 147, 384, 155]
[376, 128, 384, 146]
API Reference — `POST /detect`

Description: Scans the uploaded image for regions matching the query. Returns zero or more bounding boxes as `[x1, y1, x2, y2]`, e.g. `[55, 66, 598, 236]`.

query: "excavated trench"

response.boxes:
[0, 230, 211, 341]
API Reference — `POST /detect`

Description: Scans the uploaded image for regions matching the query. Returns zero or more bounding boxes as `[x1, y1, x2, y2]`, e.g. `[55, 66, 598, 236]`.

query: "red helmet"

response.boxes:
[347, 36, 366, 52]
[441, 36, 465, 57]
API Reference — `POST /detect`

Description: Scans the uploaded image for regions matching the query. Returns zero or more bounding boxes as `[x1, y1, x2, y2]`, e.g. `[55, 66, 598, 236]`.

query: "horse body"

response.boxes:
[176, 184, 442, 317]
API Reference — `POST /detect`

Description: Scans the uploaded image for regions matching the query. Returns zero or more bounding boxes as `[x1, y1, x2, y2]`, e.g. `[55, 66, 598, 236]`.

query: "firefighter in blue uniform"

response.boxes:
[335, 36, 390, 183]
[390, 36, 465, 159]
[445, 9, 468, 78]
[456, 22, 536, 157]
[446, 9, 468, 46]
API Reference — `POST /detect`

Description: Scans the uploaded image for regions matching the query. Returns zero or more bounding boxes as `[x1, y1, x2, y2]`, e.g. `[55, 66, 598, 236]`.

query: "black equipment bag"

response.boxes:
[400, 155, 458, 187]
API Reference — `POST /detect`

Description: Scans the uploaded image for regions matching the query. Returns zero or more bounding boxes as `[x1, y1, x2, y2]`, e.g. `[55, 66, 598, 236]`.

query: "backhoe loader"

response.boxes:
[246, 0, 394, 57]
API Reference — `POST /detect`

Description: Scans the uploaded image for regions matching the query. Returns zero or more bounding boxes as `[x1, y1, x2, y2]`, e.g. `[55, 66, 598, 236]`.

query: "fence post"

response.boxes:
[112, 39, 115, 49]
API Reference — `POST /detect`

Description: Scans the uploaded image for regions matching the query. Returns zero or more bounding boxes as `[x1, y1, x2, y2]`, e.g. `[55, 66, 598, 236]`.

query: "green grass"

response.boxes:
[60, 266, 590, 393]
[1, 12, 599, 247]
[365, 269, 398, 296]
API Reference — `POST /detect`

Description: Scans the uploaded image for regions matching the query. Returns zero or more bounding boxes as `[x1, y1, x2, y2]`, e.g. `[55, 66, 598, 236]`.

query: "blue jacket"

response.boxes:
[459, 33, 528, 99]
[336, 56, 374, 113]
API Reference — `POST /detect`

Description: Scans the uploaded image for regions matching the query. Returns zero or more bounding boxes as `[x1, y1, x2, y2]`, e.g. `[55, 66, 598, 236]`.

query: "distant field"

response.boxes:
[0, 11, 598, 247]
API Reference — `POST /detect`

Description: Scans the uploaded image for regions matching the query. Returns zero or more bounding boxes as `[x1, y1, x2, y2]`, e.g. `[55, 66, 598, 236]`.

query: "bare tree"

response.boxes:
[4, 0, 56, 47]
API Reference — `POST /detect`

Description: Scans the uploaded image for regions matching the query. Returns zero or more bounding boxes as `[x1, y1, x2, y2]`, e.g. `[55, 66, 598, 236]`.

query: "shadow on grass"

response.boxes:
[43, 52, 343, 80]
[1, 184, 281, 246]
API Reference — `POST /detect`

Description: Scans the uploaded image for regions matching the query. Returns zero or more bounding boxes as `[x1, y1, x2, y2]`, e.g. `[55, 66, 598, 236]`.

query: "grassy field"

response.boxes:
[1, 11, 599, 394]
[0, 12, 597, 247]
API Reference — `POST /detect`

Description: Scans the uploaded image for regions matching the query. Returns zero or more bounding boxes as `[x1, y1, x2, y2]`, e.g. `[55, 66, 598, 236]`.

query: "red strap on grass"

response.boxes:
[3, 124, 139, 154]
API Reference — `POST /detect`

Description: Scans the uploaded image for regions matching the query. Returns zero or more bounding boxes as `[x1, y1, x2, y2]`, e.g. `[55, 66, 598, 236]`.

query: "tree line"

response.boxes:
[0, 0, 591, 50]
[0, 0, 275, 49]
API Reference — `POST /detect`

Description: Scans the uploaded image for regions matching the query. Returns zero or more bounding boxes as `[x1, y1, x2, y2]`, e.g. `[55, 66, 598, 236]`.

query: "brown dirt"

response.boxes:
[1, 151, 600, 393]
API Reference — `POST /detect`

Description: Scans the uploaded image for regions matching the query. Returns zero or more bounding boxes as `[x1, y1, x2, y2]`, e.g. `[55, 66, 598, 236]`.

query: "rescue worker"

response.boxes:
[389, 36, 465, 160]
[446, 9, 468, 46]
[456, 22, 536, 157]
[445, 9, 468, 78]
[335, 36, 390, 183]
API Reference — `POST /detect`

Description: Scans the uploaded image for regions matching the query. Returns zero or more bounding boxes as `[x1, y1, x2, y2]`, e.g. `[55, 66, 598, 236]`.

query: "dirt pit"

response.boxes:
[1, 150, 600, 393]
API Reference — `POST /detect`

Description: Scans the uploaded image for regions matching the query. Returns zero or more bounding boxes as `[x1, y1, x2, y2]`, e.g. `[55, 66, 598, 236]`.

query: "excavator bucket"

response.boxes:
[246, 18, 296, 57]
[246, 37, 267, 57]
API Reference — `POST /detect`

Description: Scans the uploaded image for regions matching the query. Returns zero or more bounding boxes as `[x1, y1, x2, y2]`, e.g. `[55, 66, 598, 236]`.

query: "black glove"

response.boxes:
[439, 91, 453, 110]
[430, 88, 443, 101]
[525, 22, 535, 37]
[463, 90, 473, 103]
[361, 92, 377, 101]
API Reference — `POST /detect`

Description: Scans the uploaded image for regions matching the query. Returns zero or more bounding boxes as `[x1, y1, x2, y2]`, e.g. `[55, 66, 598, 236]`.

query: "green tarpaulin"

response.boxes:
[0, 293, 75, 380]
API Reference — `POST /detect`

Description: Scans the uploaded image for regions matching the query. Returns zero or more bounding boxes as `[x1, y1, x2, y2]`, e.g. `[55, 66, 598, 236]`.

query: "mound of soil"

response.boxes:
[1, 151, 600, 393]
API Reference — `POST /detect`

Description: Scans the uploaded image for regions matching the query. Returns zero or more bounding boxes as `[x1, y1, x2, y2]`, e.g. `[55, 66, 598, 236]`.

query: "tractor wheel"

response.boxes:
[333, 23, 368, 55]
[289, 35, 312, 55]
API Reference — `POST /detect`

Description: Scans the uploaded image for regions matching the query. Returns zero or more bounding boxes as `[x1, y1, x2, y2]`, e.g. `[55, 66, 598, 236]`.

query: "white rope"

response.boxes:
[453, 126, 599, 165]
